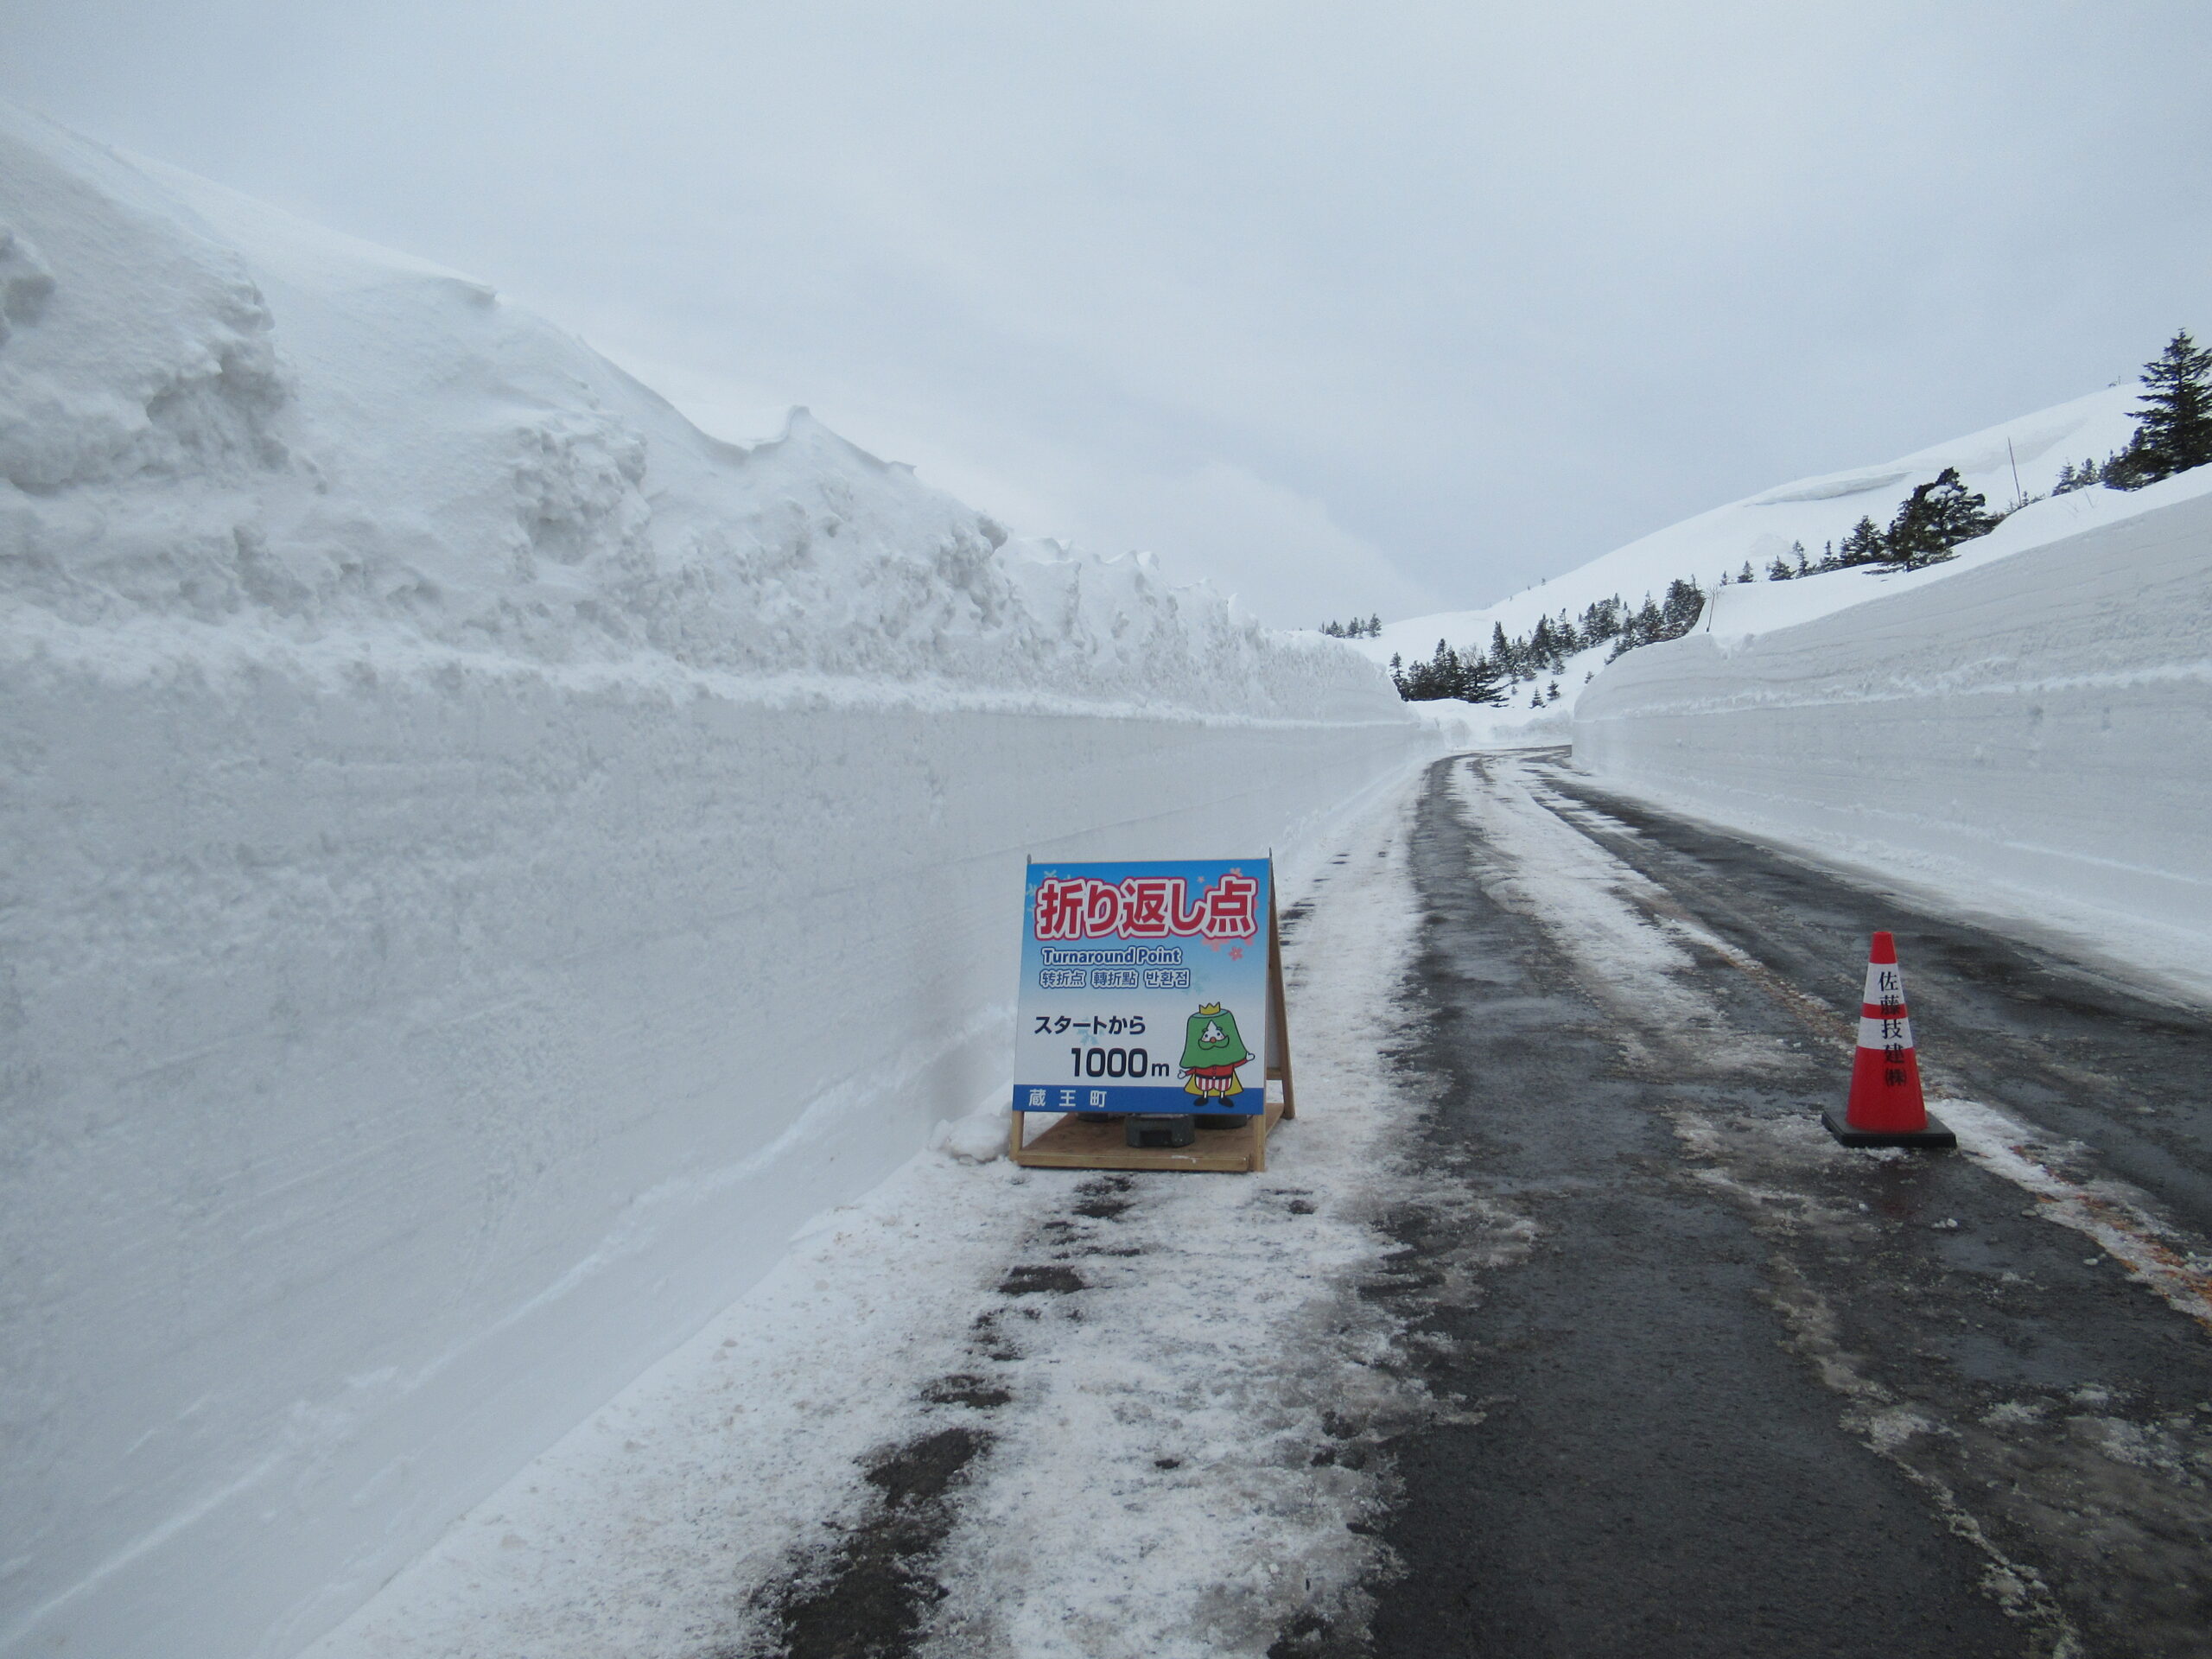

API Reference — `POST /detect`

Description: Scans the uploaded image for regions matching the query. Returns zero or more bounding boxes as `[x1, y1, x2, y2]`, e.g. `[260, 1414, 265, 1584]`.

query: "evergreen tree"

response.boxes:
[1393, 639, 1507, 704]
[1393, 639, 1451, 699]
[1835, 517, 1885, 568]
[1366, 613, 1382, 637]
[1581, 596, 1624, 644]
[2118, 329, 2212, 485]
[2101, 445, 2153, 490]
[1529, 615, 1558, 670]
[1545, 680, 1560, 702]
[1609, 594, 1666, 660]
[1765, 554, 1794, 582]
[1424, 639, 1455, 696]
[1456, 649, 1509, 706]
[1738, 561, 1755, 585]
[1883, 467, 1999, 568]
[2055, 457, 2110, 495]
[1792, 540, 1808, 575]
[1490, 621, 1514, 678]
[1659, 577, 1705, 636]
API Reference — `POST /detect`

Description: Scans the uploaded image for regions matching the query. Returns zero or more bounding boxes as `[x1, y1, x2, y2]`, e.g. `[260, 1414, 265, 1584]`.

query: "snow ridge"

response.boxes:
[0, 101, 1392, 722]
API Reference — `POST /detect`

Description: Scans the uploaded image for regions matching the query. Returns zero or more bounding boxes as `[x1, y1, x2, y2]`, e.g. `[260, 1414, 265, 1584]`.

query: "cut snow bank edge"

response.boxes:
[1572, 473, 2212, 1000]
[0, 99, 1429, 1659]
[0, 623, 1434, 1659]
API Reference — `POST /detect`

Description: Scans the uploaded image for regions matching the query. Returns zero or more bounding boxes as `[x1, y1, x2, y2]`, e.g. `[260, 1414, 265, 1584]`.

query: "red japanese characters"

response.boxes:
[1032, 871, 1260, 942]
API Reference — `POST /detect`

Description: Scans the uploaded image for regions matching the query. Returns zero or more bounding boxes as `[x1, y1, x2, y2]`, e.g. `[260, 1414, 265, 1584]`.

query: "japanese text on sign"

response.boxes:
[1014, 857, 1274, 1118]
[1033, 872, 1259, 942]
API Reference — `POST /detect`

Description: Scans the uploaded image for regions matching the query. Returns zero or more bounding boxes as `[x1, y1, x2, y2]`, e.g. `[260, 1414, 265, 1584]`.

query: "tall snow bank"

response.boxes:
[1573, 471, 2212, 995]
[0, 102, 1383, 719]
[0, 104, 1424, 1659]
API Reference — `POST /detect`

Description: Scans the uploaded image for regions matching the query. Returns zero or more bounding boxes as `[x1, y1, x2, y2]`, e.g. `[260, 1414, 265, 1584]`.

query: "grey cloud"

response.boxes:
[3, 0, 2207, 623]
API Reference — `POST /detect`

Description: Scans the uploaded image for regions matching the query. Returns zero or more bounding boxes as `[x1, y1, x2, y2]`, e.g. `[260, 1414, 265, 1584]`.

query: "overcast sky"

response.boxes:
[3, 1, 2207, 625]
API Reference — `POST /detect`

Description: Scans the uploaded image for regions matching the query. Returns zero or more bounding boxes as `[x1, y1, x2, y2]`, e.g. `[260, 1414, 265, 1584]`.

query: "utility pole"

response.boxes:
[2007, 437, 2026, 512]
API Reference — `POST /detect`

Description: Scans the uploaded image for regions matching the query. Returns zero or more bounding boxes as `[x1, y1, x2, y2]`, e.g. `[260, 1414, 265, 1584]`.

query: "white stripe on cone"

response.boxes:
[1858, 1014, 1914, 1047]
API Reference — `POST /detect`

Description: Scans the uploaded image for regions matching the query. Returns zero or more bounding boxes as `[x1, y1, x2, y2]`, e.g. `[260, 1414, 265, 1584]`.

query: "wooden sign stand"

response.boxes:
[1009, 885, 1296, 1174]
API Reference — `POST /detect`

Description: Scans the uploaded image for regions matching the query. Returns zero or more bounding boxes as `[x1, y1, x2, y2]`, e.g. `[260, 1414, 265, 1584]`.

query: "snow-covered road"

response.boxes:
[303, 753, 2212, 1659]
[304, 780, 1455, 1659]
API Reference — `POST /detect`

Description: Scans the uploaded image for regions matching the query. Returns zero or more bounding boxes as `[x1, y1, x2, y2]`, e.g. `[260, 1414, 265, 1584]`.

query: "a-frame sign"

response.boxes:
[1007, 856, 1297, 1173]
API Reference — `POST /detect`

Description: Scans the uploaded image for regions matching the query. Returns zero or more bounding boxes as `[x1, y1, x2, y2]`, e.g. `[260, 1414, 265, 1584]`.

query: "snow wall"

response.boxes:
[0, 106, 1428, 1657]
[1573, 480, 2212, 978]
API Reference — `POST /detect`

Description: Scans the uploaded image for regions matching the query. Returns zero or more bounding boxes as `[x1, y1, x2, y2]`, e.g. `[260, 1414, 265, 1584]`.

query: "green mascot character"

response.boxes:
[1180, 1003, 1253, 1103]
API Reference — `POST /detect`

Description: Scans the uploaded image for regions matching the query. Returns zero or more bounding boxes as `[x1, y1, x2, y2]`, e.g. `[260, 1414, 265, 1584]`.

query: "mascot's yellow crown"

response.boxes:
[1198, 1002, 1223, 1016]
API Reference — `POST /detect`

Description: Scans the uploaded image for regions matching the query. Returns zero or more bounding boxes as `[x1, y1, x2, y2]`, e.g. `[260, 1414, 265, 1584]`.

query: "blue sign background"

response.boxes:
[1012, 858, 1273, 1116]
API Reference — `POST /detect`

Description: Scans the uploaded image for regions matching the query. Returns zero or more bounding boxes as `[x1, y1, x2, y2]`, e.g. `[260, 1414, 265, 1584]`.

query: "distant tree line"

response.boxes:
[1754, 465, 2004, 582]
[1319, 614, 1382, 638]
[1389, 580, 1708, 703]
[1380, 329, 2210, 702]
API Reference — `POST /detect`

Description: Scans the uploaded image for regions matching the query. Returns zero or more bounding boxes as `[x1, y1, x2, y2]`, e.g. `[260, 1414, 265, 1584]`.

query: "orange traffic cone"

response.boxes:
[1821, 931, 1955, 1148]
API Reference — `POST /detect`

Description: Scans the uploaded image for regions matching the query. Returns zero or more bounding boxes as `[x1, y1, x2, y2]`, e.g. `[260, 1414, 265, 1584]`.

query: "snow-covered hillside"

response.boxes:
[0, 104, 1426, 1659]
[1341, 354, 2209, 994]
[1345, 379, 2149, 704]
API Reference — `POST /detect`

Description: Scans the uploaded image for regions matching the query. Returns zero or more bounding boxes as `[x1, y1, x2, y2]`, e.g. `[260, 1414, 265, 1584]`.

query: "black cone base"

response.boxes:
[1821, 1109, 1956, 1149]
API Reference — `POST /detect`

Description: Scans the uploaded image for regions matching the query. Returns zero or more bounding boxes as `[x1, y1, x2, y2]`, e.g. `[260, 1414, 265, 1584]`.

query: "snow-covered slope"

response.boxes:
[1348, 379, 2147, 707]
[1574, 467, 2212, 997]
[0, 105, 1425, 1659]
[1349, 350, 2209, 993]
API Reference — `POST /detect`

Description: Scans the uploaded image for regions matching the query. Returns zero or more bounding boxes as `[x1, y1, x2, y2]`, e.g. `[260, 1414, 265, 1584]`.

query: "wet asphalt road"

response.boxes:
[1351, 753, 2212, 1659]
